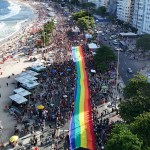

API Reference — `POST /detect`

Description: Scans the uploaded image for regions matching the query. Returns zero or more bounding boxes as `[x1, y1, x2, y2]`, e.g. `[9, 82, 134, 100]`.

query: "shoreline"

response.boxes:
[0, 0, 38, 51]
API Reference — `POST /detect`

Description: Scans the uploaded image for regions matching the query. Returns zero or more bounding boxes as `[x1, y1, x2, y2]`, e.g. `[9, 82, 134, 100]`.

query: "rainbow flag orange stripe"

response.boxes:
[69, 46, 95, 150]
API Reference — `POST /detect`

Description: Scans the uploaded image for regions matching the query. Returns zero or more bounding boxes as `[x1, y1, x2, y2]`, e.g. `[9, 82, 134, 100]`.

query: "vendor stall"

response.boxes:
[30, 65, 46, 72]
[85, 33, 92, 39]
[13, 88, 31, 97]
[88, 43, 98, 50]
[9, 94, 28, 104]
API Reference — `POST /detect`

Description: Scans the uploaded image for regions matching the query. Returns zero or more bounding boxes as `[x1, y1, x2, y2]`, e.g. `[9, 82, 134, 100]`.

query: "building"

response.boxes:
[117, 0, 132, 22]
[87, 0, 108, 8]
[87, 0, 100, 7]
[99, 0, 109, 7]
[107, 0, 117, 15]
[132, 0, 150, 34]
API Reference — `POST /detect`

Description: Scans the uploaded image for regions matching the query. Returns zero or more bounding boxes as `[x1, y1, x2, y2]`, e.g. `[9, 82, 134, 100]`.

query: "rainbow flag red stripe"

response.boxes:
[69, 46, 95, 150]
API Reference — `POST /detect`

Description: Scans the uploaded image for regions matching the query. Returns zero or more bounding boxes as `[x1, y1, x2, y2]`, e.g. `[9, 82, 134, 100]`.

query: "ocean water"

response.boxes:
[0, 0, 35, 42]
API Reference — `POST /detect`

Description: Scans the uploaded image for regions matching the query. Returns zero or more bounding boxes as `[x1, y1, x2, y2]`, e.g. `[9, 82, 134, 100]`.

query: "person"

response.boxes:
[33, 135, 38, 146]
[6, 83, 8, 86]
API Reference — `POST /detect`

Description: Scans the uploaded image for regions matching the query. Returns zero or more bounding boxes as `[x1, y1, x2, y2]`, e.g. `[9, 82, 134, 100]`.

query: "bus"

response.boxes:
[119, 41, 127, 50]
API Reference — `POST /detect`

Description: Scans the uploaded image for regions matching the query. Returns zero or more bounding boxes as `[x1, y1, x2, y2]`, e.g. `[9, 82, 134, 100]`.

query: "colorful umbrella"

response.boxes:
[37, 105, 44, 110]
[9, 135, 19, 142]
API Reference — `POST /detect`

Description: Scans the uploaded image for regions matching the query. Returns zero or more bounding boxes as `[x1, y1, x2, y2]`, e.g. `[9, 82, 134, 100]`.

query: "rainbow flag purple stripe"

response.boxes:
[69, 46, 95, 150]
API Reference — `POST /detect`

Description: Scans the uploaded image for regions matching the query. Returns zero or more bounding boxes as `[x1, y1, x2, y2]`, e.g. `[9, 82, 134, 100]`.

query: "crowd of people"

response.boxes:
[3, 2, 122, 150]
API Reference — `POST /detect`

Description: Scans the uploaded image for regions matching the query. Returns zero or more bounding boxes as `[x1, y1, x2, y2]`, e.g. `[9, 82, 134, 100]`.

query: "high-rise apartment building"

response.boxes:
[87, 0, 100, 7]
[132, 0, 150, 34]
[117, 0, 132, 22]
[87, 0, 109, 8]
[99, 0, 109, 7]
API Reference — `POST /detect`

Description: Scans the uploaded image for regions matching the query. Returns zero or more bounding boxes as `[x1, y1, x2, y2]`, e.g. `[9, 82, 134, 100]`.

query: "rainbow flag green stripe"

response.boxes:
[69, 46, 95, 150]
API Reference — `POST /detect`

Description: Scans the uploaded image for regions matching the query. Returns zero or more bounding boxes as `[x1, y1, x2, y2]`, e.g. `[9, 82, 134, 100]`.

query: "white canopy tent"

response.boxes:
[9, 94, 28, 104]
[19, 72, 28, 77]
[13, 88, 31, 97]
[25, 70, 39, 76]
[20, 74, 38, 81]
[91, 69, 96, 73]
[22, 80, 39, 90]
[48, 12, 55, 17]
[85, 33, 92, 39]
[119, 32, 137, 37]
[72, 26, 80, 33]
[88, 43, 98, 49]
[15, 77, 30, 83]
[30, 65, 46, 72]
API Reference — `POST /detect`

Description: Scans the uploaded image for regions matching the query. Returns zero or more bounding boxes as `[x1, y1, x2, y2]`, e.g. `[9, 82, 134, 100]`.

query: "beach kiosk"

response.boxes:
[30, 65, 46, 73]
[88, 43, 98, 50]
[85, 33, 92, 39]
[9, 94, 28, 105]
[13, 88, 31, 97]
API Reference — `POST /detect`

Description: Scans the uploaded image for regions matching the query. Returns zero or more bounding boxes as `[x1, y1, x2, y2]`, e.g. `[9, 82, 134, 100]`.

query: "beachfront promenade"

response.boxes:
[0, 1, 124, 150]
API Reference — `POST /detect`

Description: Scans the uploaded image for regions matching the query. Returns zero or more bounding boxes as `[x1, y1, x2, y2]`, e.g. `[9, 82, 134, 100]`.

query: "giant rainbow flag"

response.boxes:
[69, 46, 95, 150]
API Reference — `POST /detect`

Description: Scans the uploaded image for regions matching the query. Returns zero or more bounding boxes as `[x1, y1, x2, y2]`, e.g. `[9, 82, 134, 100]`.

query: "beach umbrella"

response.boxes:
[37, 105, 44, 110]
[9, 135, 19, 142]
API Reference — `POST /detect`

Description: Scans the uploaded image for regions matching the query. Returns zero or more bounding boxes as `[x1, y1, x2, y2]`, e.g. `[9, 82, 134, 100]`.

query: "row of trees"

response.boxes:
[93, 46, 150, 150]
[37, 20, 55, 47]
[72, 10, 95, 31]
[94, 46, 116, 72]
[105, 73, 150, 150]
[136, 34, 150, 51]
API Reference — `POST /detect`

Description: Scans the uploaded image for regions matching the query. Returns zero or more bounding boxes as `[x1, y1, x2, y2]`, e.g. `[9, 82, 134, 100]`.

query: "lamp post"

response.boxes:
[115, 49, 120, 109]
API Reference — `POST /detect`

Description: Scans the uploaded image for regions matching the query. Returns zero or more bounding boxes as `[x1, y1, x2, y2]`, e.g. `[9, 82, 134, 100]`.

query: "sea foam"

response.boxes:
[0, 1, 21, 20]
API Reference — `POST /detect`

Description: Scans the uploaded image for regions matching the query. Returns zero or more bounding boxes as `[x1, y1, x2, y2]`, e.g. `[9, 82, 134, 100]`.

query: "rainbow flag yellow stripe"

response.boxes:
[69, 46, 95, 150]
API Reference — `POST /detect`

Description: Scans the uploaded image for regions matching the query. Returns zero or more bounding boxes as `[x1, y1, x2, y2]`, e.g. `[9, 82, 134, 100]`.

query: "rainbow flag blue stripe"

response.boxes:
[69, 46, 95, 150]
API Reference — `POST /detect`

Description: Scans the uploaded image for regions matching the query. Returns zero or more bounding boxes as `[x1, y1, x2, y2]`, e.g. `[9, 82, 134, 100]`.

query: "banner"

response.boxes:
[69, 46, 95, 150]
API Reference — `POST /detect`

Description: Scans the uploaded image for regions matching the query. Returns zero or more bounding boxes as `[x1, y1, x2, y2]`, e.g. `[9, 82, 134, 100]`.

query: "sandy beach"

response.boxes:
[0, 0, 51, 143]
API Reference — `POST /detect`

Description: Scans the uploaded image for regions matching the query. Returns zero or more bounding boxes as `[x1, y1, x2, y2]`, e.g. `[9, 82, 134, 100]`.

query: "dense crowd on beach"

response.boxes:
[2, 2, 122, 150]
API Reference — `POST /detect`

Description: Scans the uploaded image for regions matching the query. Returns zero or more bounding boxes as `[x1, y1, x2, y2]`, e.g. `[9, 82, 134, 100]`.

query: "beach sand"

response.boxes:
[0, 0, 47, 143]
[0, 56, 33, 142]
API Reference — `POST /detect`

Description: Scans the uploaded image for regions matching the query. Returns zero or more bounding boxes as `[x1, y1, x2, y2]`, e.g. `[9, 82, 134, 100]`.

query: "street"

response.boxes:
[96, 22, 146, 84]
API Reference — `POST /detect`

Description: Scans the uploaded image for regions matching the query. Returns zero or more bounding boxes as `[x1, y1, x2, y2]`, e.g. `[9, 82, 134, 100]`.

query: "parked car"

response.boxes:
[113, 40, 118, 45]
[115, 47, 123, 51]
[127, 68, 133, 74]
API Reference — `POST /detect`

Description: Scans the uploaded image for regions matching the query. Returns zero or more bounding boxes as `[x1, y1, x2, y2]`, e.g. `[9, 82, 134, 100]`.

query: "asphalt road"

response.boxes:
[97, 28, 139, 85]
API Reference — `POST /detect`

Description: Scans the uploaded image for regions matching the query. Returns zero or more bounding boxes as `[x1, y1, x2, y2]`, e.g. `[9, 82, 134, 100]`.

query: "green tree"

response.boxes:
[94, 46, 116, 72]
[136, 34, 150, 51]
[39, 20, 55, 46]
[130, 112, 150, 149]
[119, 96, 150, 123]
[70, 0, 80, 5]
[72, 10, 91, 21]
[105, 124, 142, 150]
[72, 10, 95, 31]
[124, 73, 150, 99]
[108, 14, 116, 22]
[96, 6, 106, 16]
[77, 16, 95, 31]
